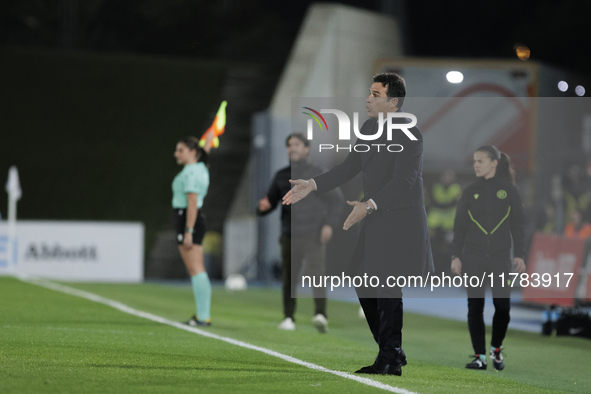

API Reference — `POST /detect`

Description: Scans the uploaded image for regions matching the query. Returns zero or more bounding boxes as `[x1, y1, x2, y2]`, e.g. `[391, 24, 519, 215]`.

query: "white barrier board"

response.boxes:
[0, 221, 144, 282]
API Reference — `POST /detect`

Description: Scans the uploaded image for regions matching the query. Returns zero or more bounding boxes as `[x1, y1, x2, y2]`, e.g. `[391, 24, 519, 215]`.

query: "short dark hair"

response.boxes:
[373, 73, 406, 109]
[286, 133, 309, 147]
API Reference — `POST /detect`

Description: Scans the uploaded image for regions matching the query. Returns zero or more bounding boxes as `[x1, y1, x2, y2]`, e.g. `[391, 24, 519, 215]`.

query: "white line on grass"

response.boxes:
[16, 274, 418, 394]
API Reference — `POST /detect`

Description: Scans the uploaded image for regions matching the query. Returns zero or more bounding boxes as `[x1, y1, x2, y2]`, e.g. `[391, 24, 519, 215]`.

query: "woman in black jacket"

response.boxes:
[451, 145, 526, 371]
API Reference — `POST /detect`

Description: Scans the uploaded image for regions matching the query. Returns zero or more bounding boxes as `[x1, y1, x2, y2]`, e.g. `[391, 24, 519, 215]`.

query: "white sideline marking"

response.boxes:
[16, 274, 418, 394]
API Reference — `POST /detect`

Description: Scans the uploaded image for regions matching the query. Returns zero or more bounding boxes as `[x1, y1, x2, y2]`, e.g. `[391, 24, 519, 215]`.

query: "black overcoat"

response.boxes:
[313, 117, 434, 283]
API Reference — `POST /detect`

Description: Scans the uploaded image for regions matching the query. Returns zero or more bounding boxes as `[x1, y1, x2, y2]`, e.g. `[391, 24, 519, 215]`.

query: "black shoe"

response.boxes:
[398, 349, 408, 366]
[465, 355, 487, 370]
[355, 356, 380, 374]
[356, 351, 407, 374]
[355, 365, 375, 374]
[375, 364, 402, 376]
[184, 315, 211, 327]
[490, 347, 505, 371]
[355, 363, 402, 376]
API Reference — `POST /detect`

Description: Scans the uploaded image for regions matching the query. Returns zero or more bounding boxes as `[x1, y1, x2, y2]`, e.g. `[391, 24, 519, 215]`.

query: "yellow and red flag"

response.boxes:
[200, 100, 227, 148]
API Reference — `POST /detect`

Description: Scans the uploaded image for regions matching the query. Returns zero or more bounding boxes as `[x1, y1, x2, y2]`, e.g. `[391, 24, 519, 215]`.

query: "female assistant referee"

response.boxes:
[173, 132, 213, 326]
[450, 145, 526, 371]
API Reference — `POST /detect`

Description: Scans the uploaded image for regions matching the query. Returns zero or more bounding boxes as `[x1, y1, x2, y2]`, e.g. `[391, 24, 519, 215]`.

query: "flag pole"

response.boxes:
[5, 166, 21, 271]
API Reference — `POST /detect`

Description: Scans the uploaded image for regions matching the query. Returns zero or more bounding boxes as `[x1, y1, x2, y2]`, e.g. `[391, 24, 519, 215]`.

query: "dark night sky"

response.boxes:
[406, 0, 591, 73]
[1, 0, 590, 75]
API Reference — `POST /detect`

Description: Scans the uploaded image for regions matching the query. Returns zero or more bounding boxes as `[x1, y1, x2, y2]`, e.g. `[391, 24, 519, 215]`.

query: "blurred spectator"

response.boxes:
[563, 209, 591, 239]
[562, 165, 591, 224]
[427, 169, 461, 273]
[535, 201, 558, 235]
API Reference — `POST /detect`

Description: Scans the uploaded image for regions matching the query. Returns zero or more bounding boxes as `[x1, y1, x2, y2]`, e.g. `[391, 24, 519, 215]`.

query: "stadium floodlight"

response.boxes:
[558, 81, 568, 92]
[446, 71, 463, 83]
[575, 85, 585, 96]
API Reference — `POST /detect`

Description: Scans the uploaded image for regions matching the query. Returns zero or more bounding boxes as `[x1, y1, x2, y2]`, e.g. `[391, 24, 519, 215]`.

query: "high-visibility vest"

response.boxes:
[432, 183, 461, 205]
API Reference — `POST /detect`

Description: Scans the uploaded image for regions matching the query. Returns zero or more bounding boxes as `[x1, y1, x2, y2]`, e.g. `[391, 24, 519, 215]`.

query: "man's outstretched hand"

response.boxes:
[282, 179, 315, 205]
[343, 201, 366, 230]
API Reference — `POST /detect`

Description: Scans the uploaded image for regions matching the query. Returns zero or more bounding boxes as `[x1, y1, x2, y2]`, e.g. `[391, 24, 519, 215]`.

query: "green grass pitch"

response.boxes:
[1, 276, 589, 393]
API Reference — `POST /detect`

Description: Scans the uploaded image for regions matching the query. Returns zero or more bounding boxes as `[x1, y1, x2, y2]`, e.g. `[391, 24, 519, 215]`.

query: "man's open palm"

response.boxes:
[282, 179, 314, 205]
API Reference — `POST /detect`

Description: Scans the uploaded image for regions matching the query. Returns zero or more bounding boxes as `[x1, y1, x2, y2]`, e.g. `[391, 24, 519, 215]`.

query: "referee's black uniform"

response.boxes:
[451, 174, 526, 354]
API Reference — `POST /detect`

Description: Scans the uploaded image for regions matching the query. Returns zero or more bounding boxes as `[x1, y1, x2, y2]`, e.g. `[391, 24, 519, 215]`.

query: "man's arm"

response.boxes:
[320, 187, 345, 229]
[283, 148, 361, 206]
[318, 187, 344, 243]
[257, 173, 281, 216]
[313, 143, 362, 195]
[368, 132, 422, 210]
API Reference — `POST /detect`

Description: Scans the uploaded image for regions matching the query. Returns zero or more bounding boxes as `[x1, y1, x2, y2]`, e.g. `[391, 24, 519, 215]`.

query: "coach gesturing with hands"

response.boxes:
[284, 73, 433, 376]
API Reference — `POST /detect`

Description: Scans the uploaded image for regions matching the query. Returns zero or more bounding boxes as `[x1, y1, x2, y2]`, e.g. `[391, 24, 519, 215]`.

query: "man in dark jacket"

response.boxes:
[257, 133, 343, 333]
[283, 73, 434, 376]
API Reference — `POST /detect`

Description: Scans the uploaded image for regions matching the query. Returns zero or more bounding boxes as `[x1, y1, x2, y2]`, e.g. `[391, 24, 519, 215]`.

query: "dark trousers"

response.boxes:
[465, 254, 511, 355]
[351, 227, 405, 366]
[280, 235, 326, 320]
[358, 292, 405, 365]
[467, 297, 511, 354]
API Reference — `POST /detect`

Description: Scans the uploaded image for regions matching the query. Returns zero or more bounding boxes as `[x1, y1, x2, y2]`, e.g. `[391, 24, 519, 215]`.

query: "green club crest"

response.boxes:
[474, 194, 479, 199]
[497, 190, 507, 199]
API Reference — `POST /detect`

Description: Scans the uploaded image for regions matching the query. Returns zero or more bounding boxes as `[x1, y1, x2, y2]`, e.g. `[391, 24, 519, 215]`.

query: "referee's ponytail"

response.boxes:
[178, 136, 209, 166]
[476, 145, 515, 184]
[197, 148, 209, 166]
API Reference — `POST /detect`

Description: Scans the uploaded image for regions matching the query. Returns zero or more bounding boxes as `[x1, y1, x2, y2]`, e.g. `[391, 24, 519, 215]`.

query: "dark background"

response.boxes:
[1, 0, 589, 275]
[2, 0, 591, 73]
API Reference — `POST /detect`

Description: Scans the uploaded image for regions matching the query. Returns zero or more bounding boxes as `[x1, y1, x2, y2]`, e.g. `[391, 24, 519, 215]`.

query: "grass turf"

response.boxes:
[1, 276, 589, 393]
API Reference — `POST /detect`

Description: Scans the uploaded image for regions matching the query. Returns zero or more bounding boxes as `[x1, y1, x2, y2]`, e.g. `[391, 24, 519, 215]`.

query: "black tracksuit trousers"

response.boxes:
[464, 253, 511, 355]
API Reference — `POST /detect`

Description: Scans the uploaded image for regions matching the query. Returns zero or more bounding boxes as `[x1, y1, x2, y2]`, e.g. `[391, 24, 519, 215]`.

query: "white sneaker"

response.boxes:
[312, 314, 328, 333]
[278, 317, 295, 330]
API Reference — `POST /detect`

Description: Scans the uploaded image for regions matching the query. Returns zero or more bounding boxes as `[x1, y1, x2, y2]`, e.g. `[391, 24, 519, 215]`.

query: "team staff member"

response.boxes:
[257, 133, 344, 333]
[451, 145, 526, 371]
[173, 132, 213, 327]
[284, 73, 434, 376]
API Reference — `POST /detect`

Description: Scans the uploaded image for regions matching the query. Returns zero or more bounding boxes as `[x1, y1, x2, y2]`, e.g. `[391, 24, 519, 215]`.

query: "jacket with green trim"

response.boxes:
[451, 175, 525, 260]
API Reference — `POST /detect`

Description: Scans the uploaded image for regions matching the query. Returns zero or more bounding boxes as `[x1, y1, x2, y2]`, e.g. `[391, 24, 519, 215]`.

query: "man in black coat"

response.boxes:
[283, 73, 433, 376]
[257, 133, 343, 333]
